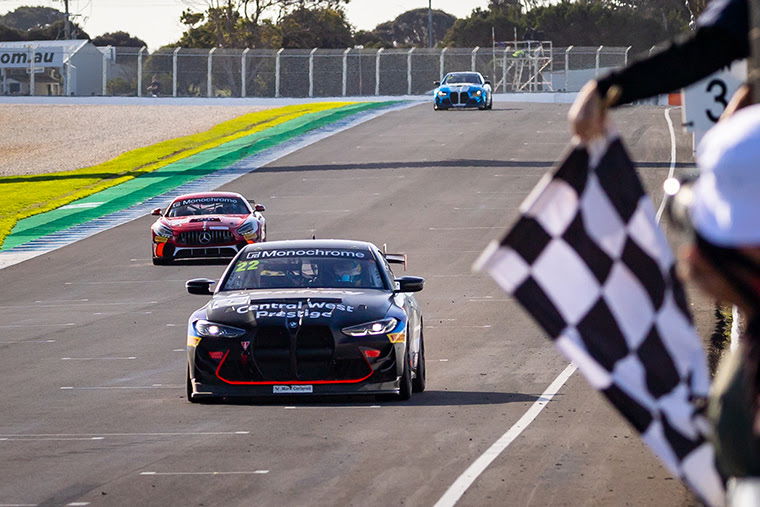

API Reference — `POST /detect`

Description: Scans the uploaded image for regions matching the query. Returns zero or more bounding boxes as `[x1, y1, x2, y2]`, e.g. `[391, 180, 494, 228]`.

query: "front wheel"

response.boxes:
[412, 333, 426, 393]
[397, 350, 413, 401]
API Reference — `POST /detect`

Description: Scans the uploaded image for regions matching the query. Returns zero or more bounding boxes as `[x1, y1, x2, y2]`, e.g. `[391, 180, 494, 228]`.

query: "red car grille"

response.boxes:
[177, 230, 234, 245]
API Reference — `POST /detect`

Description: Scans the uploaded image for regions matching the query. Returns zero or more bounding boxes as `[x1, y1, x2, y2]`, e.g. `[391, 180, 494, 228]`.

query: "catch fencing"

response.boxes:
[62, 45, 635, 97]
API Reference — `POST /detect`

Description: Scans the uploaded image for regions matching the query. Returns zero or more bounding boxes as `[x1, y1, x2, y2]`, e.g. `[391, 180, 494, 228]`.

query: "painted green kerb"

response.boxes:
[2, 101, 394, 251]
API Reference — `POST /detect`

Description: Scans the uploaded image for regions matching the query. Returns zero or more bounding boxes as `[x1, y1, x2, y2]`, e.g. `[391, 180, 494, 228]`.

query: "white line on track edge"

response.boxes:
[655, 108, 678, 223]
[0, 101, 417, 271]
[434, 364, 577, 507]
[436, 110, 679, 506]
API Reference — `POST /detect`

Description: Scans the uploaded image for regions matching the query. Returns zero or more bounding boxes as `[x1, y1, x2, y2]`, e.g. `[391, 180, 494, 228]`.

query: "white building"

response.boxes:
[0, 40, 105, 96]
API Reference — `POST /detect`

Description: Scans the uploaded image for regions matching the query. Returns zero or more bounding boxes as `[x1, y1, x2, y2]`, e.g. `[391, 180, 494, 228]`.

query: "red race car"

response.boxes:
[150, 192, 266, 265]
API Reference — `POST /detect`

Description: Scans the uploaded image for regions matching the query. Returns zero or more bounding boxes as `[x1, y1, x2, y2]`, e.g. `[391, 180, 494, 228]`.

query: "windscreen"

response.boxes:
[167, 196, 249, 217]
[222, 249, 386, 291]
[443, 73, 482, 85]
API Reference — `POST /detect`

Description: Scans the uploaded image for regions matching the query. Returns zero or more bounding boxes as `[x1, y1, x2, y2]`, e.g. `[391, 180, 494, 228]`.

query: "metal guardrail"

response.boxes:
[100, 45, 631, 98]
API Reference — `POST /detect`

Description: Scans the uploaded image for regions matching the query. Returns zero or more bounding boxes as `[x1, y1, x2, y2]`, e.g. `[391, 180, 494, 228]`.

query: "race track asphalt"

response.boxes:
[0, 103, 700, 506]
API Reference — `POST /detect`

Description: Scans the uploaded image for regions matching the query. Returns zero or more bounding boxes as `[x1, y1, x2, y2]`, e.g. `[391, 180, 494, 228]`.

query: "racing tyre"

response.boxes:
[398, 350, 413, 401]
[412, 332, 426, 393]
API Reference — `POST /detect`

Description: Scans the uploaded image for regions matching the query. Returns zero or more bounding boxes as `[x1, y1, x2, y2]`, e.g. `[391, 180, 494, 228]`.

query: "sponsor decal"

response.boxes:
[172, 197, 242, 207]
[153, 236, 169, 243]
[209, 351, 224, 360]
[246, 249, 366, 260]
[236, 300, 355, 319]
[187, 335, 202, 347]
[241, 341, 250, 351]
[273, 385, 313, 394]
[0, 48, 62, 68]
[387, 332, 406, 344]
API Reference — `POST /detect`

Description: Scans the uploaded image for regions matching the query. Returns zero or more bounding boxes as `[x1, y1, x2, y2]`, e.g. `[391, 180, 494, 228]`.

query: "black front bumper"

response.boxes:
[188, 325, 405, 398]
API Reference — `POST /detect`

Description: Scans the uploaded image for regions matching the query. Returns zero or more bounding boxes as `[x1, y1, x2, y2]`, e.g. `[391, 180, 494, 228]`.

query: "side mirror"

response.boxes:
[484, 80, 492, 86]
[151, 208, 163, 216]
[186, 278, 216, 295]
[254, 204, 266, 212]
[434, 81, 440, 86]
[394, 276, 424, 293]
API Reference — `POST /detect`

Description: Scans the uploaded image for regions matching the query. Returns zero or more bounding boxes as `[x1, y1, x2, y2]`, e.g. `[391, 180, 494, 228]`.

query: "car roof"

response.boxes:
[171, 191, 247, 202]
[241, 239, 377, 254]
[445, 72, 483, 77]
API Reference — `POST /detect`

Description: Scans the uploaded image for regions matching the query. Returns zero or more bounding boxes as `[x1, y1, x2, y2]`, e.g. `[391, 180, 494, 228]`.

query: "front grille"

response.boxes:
[253, 326, 291, 379]
[251, 325, 335, 381]
[174, 246, 238, 259]
[177, 230, 233, 246]
[296, 326, 334, 380]
[450, 91, 460, 104]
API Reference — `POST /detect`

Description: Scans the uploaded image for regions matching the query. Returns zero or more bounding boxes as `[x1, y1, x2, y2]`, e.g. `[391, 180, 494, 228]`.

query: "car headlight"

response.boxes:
[237, 220, 258, 235]
[152, 223, 173, 238]
[342, 318, 398, 337]
[475, 90, 482, 96]
[437, 90, 447, 97]
[194, 319, 246, 339]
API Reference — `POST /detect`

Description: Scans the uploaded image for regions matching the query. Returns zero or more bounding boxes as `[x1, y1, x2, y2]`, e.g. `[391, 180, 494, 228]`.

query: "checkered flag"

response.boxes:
[476, 136, 724, 506]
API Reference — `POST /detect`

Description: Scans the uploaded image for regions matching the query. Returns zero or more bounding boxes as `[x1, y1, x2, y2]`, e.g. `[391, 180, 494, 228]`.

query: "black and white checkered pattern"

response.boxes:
[476, 137, 723, 506]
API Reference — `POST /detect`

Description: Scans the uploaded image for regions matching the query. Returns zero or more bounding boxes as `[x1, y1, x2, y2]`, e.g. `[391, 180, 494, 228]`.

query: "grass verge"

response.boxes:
[0, 102, 351, 248]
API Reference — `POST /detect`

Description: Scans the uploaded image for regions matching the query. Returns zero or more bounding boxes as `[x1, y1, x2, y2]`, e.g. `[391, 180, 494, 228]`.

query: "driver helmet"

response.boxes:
[334, 260, 362, 283]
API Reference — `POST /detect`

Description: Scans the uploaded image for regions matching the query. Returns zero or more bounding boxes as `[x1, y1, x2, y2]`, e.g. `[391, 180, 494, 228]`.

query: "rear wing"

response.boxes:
[382, 244, 407, 271]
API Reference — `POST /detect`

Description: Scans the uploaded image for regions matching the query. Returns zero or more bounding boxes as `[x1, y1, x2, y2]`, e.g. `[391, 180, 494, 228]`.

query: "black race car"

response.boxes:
[184, 239, 426, 402]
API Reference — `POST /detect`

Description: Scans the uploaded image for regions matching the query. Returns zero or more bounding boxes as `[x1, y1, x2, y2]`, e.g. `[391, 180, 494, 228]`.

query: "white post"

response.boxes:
[471, 46, 479, 72]
[375, 48, 384, 96]
[624, 46, 632, 66]
[502, 47, 509, 92]
[439, 47, 447, 79]
[28, 45, 35, 96]
[241, 48, 249, 97]
[342, 47, 350, 97]
[207, 47, 216, 97]
[275, 48, 283, 98]
[1, 68, 6, 95]
[65, 63, 74, 95]
[595, 45, 603, 77]
[137, 46, 146, 97]
[407, 47, 415, 95]
[101, 45, 110, 95]
[172, 46, 180, 97]
[308, 47, 317, 97]
[565, 46, 573, 92]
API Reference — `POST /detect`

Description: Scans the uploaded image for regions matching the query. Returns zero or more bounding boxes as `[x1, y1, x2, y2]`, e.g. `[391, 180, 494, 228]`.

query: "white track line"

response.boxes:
[140, 471, 268, 476]
[0, 431, 249, 438]
[655, 108, 678, 222]
[434, 364, 577, 507]
[436, 110, 680, 506]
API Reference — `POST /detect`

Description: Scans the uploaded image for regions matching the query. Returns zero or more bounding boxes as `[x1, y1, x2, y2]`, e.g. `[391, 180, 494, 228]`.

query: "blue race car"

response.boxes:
[434, 72, 493, 111]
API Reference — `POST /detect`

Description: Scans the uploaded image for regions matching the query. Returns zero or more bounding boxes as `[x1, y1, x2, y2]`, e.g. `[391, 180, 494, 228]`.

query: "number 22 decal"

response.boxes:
[235, 260, 260, 272]
[705, 78, 728, 123]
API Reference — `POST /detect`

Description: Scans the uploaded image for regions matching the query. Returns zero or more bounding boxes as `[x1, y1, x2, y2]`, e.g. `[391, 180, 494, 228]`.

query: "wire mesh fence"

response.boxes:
[94, 45, 633, 97]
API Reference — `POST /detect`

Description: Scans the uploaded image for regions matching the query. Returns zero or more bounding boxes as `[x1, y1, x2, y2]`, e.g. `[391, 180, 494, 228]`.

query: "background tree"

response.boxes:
[358, 8, 456, 48]
[279, 8, 353, 48]
[0, 6, 62, 31]
[91, 31, 147, 47]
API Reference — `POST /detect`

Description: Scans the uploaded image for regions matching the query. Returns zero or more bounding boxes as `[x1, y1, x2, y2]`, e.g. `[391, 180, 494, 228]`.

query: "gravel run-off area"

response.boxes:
[0, 104, 274, 177]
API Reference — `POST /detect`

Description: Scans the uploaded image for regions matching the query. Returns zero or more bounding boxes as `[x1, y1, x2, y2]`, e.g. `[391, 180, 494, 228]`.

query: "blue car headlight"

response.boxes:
[474, 90, 482, 96]
[437, 90, 447, 97]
